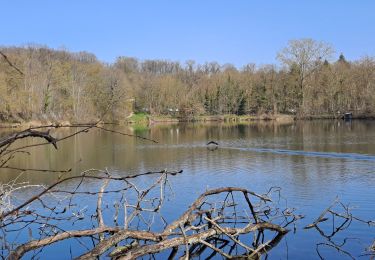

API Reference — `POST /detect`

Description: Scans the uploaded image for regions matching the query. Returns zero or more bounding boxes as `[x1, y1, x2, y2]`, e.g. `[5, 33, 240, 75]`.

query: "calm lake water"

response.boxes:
[1, 120, 374, 259]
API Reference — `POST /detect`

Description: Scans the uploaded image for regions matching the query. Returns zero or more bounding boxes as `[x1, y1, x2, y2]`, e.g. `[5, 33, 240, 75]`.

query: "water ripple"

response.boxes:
[227, 147, 375, 161]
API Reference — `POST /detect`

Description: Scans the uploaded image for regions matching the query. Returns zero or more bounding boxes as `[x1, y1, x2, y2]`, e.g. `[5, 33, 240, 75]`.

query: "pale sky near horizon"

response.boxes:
[2, 1, 375, 67]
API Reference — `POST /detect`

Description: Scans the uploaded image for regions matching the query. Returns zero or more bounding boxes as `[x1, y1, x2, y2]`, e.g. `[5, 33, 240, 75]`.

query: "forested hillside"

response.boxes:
[1, 39, 375, 122]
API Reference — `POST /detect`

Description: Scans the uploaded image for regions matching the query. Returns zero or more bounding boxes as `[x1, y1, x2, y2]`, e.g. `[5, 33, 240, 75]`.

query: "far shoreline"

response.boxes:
[1, 113, 375, 130]
[126, 113, 375, 126]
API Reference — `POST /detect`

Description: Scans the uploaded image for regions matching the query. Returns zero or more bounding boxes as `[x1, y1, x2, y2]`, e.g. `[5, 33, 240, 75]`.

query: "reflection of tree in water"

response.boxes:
[1, 165, 302, 259]
[0, 125, 374, 259]
[0, 125, 297, 259]
[304, 198, 375, 259]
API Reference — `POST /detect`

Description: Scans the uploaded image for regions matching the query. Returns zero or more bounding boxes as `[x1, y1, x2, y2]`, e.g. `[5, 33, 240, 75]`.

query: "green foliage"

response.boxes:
[129, 112, 148, 123]
[237, 96, 246, 115]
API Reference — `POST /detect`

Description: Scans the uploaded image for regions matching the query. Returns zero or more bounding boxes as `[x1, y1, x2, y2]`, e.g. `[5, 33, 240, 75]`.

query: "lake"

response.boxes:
[1, 120, 374, 259]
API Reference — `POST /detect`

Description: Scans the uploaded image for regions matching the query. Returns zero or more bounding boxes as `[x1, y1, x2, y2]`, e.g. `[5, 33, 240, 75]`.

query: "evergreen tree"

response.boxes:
[338, 53, 348, 64]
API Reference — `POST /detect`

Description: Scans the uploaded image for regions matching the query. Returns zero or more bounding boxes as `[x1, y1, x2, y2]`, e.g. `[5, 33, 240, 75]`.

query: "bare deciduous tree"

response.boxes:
[277, 38, 334, 111]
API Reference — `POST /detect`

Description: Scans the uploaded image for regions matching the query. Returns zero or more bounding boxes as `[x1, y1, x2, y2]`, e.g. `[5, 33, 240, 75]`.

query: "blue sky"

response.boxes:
[2, 1, 375, 67]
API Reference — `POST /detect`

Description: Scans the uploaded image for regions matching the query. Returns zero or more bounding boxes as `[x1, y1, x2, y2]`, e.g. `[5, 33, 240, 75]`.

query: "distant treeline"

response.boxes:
[1, 39, 375, 122]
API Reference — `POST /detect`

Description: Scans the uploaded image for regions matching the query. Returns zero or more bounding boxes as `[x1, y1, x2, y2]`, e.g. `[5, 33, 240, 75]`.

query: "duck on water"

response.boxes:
[206, 141, 219, 151]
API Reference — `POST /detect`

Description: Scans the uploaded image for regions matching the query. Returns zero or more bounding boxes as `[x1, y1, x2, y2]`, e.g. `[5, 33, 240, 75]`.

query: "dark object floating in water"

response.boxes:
[343, 112, 352, 121]
[207, 141, 219, 151]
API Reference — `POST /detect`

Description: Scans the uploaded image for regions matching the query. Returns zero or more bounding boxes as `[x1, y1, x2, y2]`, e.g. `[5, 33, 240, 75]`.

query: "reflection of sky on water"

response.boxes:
[1, 120, 375, 258]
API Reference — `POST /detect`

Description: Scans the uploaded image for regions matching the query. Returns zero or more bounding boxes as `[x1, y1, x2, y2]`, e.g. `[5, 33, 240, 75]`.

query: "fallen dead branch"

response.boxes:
[0, 123, 158, 175]
[305, 198, 375, 259]
[0, 123, 157, 154]
[76, 185, 296, 259]
[1, 167, 299, 259]
[2, 169, 178, 259]
[0, 129, 57, 151]
[1, 123, 373, 259]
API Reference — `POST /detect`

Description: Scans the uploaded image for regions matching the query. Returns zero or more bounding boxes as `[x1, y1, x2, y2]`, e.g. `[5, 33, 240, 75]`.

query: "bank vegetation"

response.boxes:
[1, 39, 375, 125]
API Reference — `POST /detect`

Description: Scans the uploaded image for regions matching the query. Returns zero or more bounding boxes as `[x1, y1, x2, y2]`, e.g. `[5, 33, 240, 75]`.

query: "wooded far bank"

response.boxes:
[1, 38, 375, 124]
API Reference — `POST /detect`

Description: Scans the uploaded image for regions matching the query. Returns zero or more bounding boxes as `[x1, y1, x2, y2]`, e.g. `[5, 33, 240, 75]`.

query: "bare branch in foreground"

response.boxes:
[305, 198, 375, 259]
[0, 123, 158, 174]
[1, 167, 298, 259]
